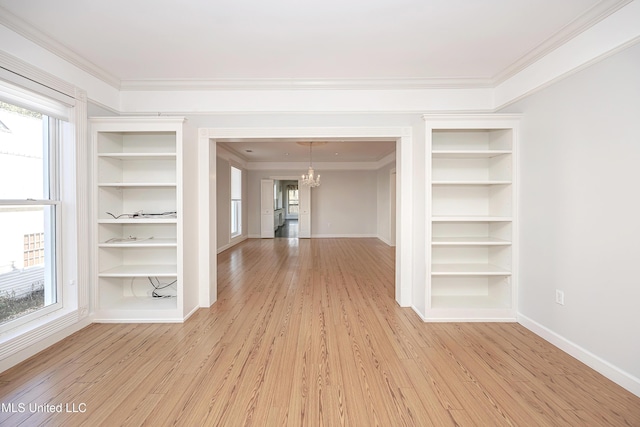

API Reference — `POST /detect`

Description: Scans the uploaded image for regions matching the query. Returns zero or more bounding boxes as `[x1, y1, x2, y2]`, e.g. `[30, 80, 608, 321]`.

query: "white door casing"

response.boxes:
[298, 182, 311, 238]
[390, 169, 396, 247]
[261, 179, 275, 238]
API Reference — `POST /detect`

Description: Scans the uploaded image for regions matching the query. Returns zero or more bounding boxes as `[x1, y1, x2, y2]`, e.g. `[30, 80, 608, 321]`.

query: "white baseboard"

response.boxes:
[246, 234, 382, 240]
[217, 235, 248, 254]
[411, 305, 428, 321]
[518, 313, 640, 397]
[183, 305, 200, 322]
[377, 235, 393, 246]
[310, 234, 378, 238]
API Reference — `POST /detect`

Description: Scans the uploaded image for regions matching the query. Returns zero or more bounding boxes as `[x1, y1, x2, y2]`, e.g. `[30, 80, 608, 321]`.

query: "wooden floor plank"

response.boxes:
[400, 358, 459, 425]
[1, 238, 639, 426]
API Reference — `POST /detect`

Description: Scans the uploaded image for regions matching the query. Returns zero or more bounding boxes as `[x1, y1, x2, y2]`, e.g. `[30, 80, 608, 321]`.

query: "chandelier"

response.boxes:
[301, 142, 320, 187]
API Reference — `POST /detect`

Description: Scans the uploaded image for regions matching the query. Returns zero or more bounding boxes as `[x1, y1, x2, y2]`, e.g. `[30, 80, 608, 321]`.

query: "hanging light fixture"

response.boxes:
[301, 142, 321, 187]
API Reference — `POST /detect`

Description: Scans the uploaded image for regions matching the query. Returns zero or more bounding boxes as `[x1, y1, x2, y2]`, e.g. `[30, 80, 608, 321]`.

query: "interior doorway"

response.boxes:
[198, 126, 412, 309]
[275, 180, 299, 238]
[261, 176, 310, 239]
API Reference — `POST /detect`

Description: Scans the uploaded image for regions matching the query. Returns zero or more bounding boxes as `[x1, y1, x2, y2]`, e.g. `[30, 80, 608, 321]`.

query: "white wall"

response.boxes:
[215, 154, 248, 252]
[87, 101, 117, 117]
[312, 170, 378, 237]
[502, 42, 640, 390]
[182, 124, 201, 314]
[216, 156, 231, 248]
[376, 162, 395, 245]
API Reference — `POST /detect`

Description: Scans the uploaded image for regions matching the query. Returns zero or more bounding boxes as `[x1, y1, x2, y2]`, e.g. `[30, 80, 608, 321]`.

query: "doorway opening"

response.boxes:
[198, 127, 412, 309]
[275, 180, 299, 238]
[261, 175, 310, 239]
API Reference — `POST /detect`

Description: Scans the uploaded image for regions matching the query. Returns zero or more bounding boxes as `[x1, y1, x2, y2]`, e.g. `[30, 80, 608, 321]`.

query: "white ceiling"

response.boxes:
[218, 138, 396, 163]
[0, 0, 628, 162]
[0, 0, 627, 86]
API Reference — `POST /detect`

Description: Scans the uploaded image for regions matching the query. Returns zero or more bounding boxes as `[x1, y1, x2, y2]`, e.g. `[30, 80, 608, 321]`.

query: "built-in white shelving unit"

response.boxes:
[425, 114, 520, 321]
[91, 117, 186, 322]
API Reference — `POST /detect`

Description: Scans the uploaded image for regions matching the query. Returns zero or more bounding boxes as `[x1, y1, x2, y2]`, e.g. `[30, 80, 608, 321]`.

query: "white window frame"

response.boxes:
[230, 165, 242, 239]
[0, 100, 64, 333]
[287, 184, 299, 216]
[0, 50, 89, 370]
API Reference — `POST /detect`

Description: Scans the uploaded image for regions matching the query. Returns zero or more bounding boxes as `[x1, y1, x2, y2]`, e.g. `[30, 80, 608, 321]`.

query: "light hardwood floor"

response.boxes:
[1, 238, 639, 426]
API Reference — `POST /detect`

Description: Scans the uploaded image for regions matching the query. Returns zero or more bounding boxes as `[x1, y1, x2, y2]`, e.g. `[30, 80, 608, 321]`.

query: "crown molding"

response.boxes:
[376, 151, 396, 169]
[493, 0, 633, 84]
[118, 77, 493, 92]
[89, 116, 186, 125]
[245, 161, 389, 171]
[217, 146, 395, 171]
[203, 126, 412, 139]
[0, 6, 121, 89]
[212, 127, 399, 171]
[494, 34, 640, 111]
[0, 49, 75, 96]
[216, 143, 249, 168]
[1, 1, 631, 94]
[422, 113, 522, 122]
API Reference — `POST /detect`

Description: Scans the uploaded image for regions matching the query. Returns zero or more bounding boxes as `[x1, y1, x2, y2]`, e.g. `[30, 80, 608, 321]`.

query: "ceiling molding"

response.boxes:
[245, 161, 389, 171]
[1, 1, 630, 94]
[204, 126, 411, 139]
[0, 6, 121, 89]
[0, 49, 76, 99]
[236, 152, 396, 170]
[119, 77, 494, 92]
[494, 34, 640, 111]
[492, 0, 633, 85]
[215, 144, 249, 168]
[376, 151, 396, 169]
[209, 126, 404, 170]
[217, 141, 396, 166]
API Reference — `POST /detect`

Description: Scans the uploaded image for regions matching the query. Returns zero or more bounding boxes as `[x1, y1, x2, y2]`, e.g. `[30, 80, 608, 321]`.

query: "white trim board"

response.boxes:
[411, 306, 428, 322]
[217, 236, 248, 254]
[244, 151, 396, 171]
[494, 1, 640, 109]
[518, 314, 640, 398]
[377, 235, 393, 247]
[310, 234, 378, 239]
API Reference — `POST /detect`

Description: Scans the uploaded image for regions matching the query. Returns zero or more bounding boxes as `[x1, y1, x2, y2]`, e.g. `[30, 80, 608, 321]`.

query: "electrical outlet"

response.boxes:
[555, 290, 565, 305]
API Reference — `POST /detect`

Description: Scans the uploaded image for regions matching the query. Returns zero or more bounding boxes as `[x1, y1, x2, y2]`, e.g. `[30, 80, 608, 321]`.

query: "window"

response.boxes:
[230, 166, 242, 238]
[0, 99, 62, 328]
[24, 233, 45, 267]
[287, 184, 299, 215]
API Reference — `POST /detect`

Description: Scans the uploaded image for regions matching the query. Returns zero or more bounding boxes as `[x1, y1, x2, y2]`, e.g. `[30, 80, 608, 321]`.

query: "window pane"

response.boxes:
[0, 101, 47, 200]
[231, 166, 242, 199]
[287, 185, 299, 215]
[231, 200, 242, 237]
[230, 166, 242, 237]
[0, 205, 57, 325]
[0, 98, 59, 328]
